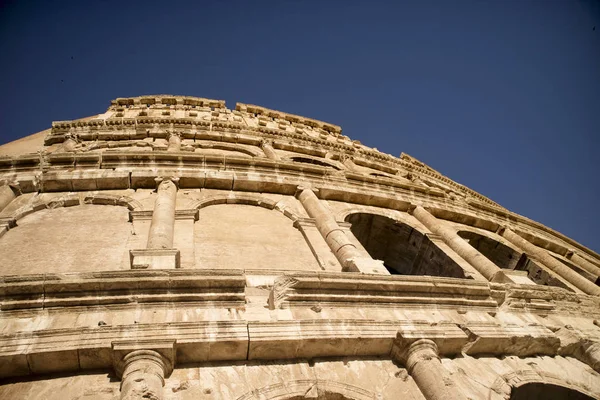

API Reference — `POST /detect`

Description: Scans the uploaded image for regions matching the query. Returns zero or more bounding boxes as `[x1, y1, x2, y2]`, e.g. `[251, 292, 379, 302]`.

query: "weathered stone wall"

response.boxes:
[194, 204, 319, 271]
[1, 95, 599, 400]
[0, 204, 134, 274]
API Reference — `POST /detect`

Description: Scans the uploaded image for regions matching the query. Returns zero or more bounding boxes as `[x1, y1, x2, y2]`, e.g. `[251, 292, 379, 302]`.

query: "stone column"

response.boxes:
[394, 339, 466, 400]
[130, 177, 180, 269]
[147, 178, 178, 249]
[411, 206, 501, 281]
[167, 132, 181, 152]
[567, 251, 600, 280]
[0, 184, 16, 213]
[115, 349, 173, 400]
[500, 227, 600, 296]
[296, 186, 388, 274]
[293, 218, 341, 271]
[261, 140, 280, 160]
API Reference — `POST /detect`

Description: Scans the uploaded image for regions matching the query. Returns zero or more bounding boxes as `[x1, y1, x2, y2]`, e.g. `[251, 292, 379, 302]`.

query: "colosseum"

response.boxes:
[0, 95, 599, 400]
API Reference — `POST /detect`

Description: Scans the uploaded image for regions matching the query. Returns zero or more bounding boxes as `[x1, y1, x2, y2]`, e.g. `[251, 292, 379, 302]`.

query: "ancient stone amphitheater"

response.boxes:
[0, 95, 599, 400]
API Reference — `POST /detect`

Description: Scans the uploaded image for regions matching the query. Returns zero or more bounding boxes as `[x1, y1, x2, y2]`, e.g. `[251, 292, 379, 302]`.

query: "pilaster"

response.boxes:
[260, 140, 280, 160]
[130, 177, 180, 269]
[410, 206, 502, 281]
[112, 340, 175, 400]
[392, 339, 466, 400]
[295, 186, 388, 275]
[293, 218, 341, 271]
[566, 250, 600, 280]
[500, 227, 600, 296]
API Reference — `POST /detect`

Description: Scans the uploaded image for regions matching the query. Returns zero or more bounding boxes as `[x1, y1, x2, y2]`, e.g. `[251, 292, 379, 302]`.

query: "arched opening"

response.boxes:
[346, 213, 468, 278]
[457, 230, 580, 289]
[458, 231, 520, 270]
[509, 382, 595, 400]
[0, 205, 133, 274]
[194, 204, 319, 271]
[290, 156, 340, 169]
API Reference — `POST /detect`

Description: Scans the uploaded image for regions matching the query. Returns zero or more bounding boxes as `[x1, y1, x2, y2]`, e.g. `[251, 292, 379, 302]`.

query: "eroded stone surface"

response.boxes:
[1, 95, 599, 400]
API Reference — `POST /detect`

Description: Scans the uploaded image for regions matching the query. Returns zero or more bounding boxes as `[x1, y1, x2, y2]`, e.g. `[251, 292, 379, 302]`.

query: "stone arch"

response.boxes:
[191, 193, 301, 222]
[0, 202, 136, 274]
[454, 226, 576, 288]
[336, 205, 420, 231]
[192, 194, 319, 271]
[235, 379, 376, 400]
[4, 193, 142, 225]
[489, 369, 600, 400]
[456, 227, 523, 270]
[344, 211, 468, 278]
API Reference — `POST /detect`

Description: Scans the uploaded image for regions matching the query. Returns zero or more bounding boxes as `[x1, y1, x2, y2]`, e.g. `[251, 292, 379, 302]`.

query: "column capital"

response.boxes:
[295, 185, 319, 198]
[155, 176, 180, 190]
[112, 339, 176, 379]
[406, 203, 420, 215]
[392, 338, 440, 371]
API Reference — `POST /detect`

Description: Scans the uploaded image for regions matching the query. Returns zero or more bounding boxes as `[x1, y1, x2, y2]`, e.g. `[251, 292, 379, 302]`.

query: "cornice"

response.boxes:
[43, 115, 502, 209]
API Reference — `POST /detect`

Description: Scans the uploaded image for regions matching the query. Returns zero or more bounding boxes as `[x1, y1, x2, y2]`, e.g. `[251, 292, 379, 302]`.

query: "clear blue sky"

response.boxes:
[1, 1, 599, 252]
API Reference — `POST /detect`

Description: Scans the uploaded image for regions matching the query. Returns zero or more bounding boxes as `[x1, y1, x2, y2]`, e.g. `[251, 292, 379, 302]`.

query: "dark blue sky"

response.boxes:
[1, 1, 599, 252]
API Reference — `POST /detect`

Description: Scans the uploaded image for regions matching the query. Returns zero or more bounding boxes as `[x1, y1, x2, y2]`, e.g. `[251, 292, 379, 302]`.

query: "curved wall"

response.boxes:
[0, 95, 599, 400]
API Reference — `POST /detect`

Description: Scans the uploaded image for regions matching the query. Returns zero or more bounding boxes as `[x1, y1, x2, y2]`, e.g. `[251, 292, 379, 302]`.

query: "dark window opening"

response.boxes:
[458, 231, 519, 270]
[458, 231, 577, 290]
[290, 157, 339, 169]
[370, 173, 392, 179]
[510, 383, 594, 400]
[346, 213, 468, 278]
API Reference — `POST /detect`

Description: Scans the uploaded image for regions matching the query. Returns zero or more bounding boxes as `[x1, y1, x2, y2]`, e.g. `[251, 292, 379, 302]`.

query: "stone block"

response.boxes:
[129, 249, 180, 269]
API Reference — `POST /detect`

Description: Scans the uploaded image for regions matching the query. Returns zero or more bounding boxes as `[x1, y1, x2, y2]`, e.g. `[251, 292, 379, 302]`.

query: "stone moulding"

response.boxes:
[2, 149, 598, 263]
[1, 270, 598, 317]
[1, 317, 595, 380]
[0, 320, 249, 378]
[0, 269, 246, 311]
[270, 272, 500, 311]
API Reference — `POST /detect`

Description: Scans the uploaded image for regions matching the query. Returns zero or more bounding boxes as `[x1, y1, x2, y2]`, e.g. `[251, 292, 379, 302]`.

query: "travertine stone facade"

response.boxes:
[0, 95, 599, 399]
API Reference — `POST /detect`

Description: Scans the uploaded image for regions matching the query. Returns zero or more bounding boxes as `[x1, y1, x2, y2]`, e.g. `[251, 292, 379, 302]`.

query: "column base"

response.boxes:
[491, 269, 536, 285]
[345, 257, 390, 275]
[129, 249, 180, 270]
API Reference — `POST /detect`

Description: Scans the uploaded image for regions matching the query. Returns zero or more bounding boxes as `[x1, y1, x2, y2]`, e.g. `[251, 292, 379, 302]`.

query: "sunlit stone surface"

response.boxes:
[0, 95, 599, 399]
